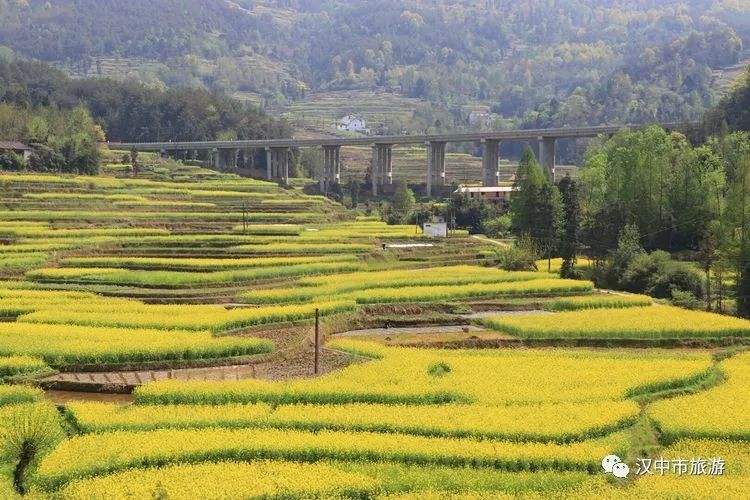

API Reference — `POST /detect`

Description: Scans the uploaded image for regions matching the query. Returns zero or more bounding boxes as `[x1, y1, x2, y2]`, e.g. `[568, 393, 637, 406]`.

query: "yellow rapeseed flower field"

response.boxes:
[0, 322, 272, 365]
[0, 384, 43, 405]
[55, 460, 378, 500]
[135, 341, 712, 406]
[548, 293, 652, 310]
[620, 439, 750, 499]
[34, 427, 629, 491]
[67, 399, 639, 442]
[649, 352, 750, 441]
[483, 306, 750, 339]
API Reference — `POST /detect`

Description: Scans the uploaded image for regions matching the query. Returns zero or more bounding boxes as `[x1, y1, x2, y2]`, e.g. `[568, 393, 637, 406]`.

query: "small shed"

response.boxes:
[423, 222, 448, 238]
[0, 141, 32, 161]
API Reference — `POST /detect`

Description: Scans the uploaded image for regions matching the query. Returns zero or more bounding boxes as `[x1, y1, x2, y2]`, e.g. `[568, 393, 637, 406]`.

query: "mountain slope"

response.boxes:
[0, 1, 749, 131]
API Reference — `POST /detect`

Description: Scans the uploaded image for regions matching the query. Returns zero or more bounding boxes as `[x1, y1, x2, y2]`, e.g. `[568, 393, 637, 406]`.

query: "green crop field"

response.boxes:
[0, 156, 749, 499]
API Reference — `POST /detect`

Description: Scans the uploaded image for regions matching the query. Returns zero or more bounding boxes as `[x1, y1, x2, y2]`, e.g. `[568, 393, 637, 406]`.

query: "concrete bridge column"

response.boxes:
[265, 148, 272, 180]
[539, 137, 556, 180]
[371, 145, 380, 196]
[332, 146, 341, 183]
[321, 145, 341, 191]
[212, 148, 221, 169]
[426, 141, 446, 196]
[280, 147, 290, 183]
[242, 149, 255, 169]
[231, 149, 239, 169]
[376, 144, 393, 187]
[481, 139, 500, 187]
[266, 147, 289, 183]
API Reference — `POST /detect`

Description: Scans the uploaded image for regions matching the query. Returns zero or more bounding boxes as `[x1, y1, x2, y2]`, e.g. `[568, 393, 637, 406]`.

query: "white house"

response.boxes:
[468, 110, 492, 127]
[336, 115, 369, 134]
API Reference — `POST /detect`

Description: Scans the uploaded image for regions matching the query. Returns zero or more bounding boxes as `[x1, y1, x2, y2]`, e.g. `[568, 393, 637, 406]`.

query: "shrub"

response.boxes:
[28, 145, 65, 173]
[493, 245, 538, 271]
[670, 289, 704, 310]
[0, 404, 63, 494]
[484, 215, 512, 238]
[427, 362, 451, 377]
[620, 250, 704, 301]
[0, 151, 26, 171]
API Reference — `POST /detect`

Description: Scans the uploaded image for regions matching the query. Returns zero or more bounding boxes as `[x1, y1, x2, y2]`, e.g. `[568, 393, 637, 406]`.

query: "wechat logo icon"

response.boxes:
[602, 455, 630, 478]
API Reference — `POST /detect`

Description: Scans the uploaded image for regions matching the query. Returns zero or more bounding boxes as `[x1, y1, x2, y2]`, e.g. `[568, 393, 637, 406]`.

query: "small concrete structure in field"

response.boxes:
[423, 222, 448, 237]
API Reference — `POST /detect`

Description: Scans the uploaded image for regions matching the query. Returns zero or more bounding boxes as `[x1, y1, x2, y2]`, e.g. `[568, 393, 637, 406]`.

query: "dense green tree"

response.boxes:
[534, 182, 563, 273]
[444, 192, 497, 235]
[391, 181, 416, 223]
[510, 146, 546, 234]
[511, 145, 562, 268]
[578, 126, 722, 252]
[0, 60, 291, 143]
[707, 67, 750, 133]
[558, 175, 580, 278]
[0, 151, 25, 171]
[720, 135, 750, 317]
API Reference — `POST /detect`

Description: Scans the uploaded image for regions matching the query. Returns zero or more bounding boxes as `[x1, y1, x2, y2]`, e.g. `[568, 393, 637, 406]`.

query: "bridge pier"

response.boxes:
[321, 145, 341, 192]
[426, 141, 446, 196]
[265, 147, 289, 183]
[371, 144, 393, 196]
[539, 137, 556, 180]
[371, 145, 379, 196]
[481, 139, 500, 187]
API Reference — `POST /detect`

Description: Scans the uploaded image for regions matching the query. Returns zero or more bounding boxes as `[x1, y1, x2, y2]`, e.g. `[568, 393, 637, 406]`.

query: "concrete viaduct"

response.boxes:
[111, 122, 695, 195]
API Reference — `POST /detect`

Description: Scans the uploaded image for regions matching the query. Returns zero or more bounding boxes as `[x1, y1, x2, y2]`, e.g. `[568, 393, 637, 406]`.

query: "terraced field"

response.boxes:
[1, 156, 749, 498]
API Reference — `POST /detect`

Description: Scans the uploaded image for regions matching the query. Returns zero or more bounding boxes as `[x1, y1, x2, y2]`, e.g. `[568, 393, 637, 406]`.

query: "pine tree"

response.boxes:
[558, 175, 580, 278]
[511, 145, 562, 271]
[535, 181, 563, 272]
[510, 145, 546, 234]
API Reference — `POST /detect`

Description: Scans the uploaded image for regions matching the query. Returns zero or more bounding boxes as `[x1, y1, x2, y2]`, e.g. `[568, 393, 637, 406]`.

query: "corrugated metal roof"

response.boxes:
[457, 186, 515, 193]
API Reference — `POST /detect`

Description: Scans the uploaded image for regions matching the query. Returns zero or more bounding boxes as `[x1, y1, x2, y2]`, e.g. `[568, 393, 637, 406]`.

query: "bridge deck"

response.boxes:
[110, 122, 696, 151]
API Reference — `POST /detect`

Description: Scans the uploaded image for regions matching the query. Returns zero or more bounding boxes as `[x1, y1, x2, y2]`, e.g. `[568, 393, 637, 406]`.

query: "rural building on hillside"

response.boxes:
[336, 115, 369, 134]
[468, 110, 493, 127]
[456, 186, 516, 208]
[0, 141, 32, 161]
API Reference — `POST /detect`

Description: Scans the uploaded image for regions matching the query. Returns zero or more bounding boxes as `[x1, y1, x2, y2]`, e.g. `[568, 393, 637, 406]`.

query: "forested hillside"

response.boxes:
[0, 60, 290, 143]
[0, 59, 290, 174]
[1, 0, 748, 132]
